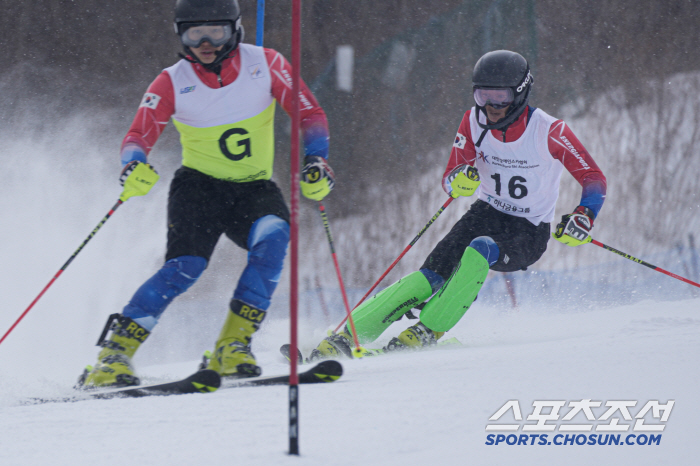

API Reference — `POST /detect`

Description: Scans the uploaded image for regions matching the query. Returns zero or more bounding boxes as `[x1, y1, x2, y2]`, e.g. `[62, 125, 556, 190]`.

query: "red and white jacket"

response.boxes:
[444, 107, 606, 222]
[122, 47, 329, 162]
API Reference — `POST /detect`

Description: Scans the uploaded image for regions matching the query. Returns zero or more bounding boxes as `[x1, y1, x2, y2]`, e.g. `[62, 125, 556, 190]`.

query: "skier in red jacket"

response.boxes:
[312, 50, 606, 359]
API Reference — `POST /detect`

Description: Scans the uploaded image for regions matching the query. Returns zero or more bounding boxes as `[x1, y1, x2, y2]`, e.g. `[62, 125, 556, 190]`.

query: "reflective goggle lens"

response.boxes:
[474, 88, 514, 109]
[181, 24, 232, 48]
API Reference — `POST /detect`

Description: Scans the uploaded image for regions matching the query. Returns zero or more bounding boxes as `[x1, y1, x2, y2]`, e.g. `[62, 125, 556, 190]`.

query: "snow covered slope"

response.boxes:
[1, 298, 698, 466]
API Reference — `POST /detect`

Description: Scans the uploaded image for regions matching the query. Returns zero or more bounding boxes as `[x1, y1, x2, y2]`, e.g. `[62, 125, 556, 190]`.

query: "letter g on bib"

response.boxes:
[219, 128, 252, 161]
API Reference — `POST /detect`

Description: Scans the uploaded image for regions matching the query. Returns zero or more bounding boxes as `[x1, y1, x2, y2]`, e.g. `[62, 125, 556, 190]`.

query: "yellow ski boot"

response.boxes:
[78, 314, 150, 389]
[309, 331, 354, 361]
[385, 322, 444, 352]
[204, 300, 265, 378]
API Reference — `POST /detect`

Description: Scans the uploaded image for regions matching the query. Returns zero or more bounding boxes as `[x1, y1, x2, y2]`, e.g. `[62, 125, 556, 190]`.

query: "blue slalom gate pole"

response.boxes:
[256, 0, 265, 46]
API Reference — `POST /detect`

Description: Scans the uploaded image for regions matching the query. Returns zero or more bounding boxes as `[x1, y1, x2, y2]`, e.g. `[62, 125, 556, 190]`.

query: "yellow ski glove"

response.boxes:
[448, 164, 480, 198]
[119, 161, 160, 201]
[300, 156, 335, 201]
[553, 206, 594, 247]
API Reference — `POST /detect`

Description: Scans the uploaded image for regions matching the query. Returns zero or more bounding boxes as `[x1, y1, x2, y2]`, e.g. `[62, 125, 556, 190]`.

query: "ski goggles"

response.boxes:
[473, 88, 514, 109]
[180, 23, 233, 48]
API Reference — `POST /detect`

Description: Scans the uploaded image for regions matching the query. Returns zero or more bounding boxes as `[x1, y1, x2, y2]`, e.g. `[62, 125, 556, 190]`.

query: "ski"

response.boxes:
[25, 369, 221, 405]
[221, 360, 343, 388]
[90, 369, 221, 399]
[280, 338, 461, 365]
[24, 361, 342, 405]
[280, 344, 384, 365]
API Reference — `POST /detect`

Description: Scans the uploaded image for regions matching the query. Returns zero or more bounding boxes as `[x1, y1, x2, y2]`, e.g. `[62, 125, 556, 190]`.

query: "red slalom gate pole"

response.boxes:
[333, 196, 454, 333]
[317, 202, 363, 353]
[288, 0, 301, 456]
[590, 238, 700, 289]
[0, 199, 124, 348]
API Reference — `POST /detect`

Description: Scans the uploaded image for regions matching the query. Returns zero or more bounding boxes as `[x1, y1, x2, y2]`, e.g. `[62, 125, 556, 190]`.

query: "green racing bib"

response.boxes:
[173, 101, 275, 182]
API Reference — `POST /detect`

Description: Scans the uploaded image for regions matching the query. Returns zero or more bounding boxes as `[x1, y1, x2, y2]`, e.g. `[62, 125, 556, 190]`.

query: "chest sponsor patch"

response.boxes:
[180, 85, 196, 94]
[139, 93, 161, 110]
[248, 64, 264, 79]
[454, 133, 467, 149]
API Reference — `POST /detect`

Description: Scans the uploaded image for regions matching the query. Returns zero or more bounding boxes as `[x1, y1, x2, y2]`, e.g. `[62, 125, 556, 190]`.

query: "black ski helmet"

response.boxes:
[472, 50, 533, 143]
[173, 0, 244, 70]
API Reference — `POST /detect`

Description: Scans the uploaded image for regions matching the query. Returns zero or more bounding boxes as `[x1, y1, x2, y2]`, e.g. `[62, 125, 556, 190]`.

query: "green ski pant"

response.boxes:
[347, 246, 489, 342]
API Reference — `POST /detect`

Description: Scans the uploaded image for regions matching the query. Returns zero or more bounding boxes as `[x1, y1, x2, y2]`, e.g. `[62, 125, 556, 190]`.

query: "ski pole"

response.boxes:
[317, 202, 366, 356]
[0, 198, 125, 347]
[590, 238, 700, 289]
[334, 196, 454, 333]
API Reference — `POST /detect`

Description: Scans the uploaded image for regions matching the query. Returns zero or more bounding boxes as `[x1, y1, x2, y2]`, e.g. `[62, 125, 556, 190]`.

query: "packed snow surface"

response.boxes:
[1, 298, 698, 466]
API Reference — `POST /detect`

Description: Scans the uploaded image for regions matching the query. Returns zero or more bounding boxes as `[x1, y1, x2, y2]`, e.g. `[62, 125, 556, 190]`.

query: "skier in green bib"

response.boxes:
[79, 0, 333, 388]
[312, 50, 606, 359]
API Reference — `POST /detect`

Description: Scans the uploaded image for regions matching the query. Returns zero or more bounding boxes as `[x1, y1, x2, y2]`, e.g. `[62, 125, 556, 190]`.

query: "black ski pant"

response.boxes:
[421, 200, 550, 280]
[166, 166, 290, 262]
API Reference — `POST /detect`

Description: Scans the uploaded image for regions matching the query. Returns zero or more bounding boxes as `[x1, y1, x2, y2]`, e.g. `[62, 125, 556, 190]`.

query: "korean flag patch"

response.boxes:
[453, 132, 466, 149]
[139, 93, 161, 110]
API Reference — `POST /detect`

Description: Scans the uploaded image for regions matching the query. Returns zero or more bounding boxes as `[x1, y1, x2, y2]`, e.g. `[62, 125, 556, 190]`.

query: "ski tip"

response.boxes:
[309, 360, 343, 382]
[279, 344, 291, 361]
[190, 369, 221, 392]
[279, 344, 303, 364]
